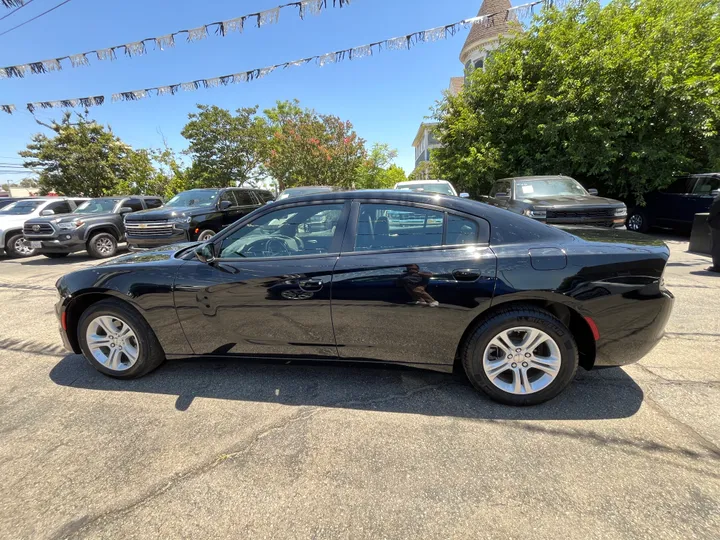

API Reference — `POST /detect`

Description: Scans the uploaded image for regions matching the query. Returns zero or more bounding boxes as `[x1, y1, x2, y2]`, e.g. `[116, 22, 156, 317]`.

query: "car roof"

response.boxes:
[497, 175, 571, 182]
[396, 180, 452, 185]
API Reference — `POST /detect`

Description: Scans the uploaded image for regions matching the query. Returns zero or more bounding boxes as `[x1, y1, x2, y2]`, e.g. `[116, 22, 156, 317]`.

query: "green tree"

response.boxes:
[264, 100, 367, 190]
[115, 147, 190, 199]
[181, 105, 270, 189]
[19, 112, 134, 197]
[356, 143, 406, 189]
[19, 178, 39, 188]
[408, 160, 441, 181]
[433, 0, 720, 202]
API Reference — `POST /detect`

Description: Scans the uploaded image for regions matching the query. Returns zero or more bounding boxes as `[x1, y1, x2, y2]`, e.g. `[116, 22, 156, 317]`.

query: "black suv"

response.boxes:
[124, 187, 273, 250]
[486, 175, 627, 228]
[23, 196, 163, 259]
[627, 173, 720, 233]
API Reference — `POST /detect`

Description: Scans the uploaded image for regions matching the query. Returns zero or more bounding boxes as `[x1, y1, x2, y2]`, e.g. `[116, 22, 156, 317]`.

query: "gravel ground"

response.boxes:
[0, 237, 718, 540]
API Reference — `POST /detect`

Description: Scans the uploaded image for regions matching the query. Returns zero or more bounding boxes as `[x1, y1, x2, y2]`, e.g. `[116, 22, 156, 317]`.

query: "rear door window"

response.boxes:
[234, 190, 256, 207]
[219, 191, 238, 208]
[124, 198, 144, 212]
[145, 198, 163, 209]
[354, 204, 444, 252]
[46, 201, 72, 214]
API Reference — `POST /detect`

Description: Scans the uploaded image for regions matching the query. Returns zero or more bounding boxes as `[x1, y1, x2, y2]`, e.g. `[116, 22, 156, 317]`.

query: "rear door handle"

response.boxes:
[298, 279, 324, 292]
[452, 269, 481, 282]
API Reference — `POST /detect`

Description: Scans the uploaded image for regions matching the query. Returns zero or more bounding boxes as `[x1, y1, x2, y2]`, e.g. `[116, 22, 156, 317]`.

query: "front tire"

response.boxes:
[5, 232, 36, 258]
[197, 229, 215, 242]
[87, 232, 117, 258]
[627, 209, 649, 233]
[78, 299, 166, 379]
[461, 306, 578, 406]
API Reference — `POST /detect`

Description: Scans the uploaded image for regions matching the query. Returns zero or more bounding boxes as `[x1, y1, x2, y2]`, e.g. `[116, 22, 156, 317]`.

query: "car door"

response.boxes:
[173, 201, 350, 359]
[330, 200, 497, 368]
[653, 177, 694, 227]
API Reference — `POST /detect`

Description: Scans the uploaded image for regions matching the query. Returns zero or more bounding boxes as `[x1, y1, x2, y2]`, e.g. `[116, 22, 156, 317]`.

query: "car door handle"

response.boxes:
[298, 279, 324, 292]
[453, 269, 481, 282]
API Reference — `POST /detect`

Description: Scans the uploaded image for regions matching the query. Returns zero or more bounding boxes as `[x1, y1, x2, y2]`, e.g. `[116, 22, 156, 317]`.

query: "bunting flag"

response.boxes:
[1, 0, 546, 115]
[0, 0, 351, 80]
[2, 1, 26, 7]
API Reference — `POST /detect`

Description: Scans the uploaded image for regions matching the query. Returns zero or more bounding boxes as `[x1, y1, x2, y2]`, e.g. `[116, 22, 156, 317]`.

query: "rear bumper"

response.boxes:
[127, 231, 188, 250]
[593, 290, 674, 367]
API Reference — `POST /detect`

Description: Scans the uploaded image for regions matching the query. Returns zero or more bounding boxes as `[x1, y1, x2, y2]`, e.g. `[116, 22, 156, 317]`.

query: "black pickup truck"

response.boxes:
[485, 175, 628, 228]
[124, 187, 273, 250]
[23, 196, 163, 259]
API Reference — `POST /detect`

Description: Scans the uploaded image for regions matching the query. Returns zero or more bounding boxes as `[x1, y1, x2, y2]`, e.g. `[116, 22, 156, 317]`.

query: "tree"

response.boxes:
[264, 100, 367, 191]
[433, 0, 720, 203]
[356, 143, 406, 189]
[19, 178, 39, 188]
[409, 160, 441, 181]
[115, 147, 190, 199]
[19, 112, 134, 197]
[181, 105, 270, 188]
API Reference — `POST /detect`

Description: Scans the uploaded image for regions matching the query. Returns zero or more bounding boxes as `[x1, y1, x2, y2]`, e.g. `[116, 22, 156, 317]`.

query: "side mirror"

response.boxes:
[495, 192, 510, 200]
[459, 193, 470, 198]
[195, 242, 216, 264]
[40, 209, 55, 216]
[588, 188, 599, 196]
[219, 200, 232, 211]
[119, 207, 133, 214]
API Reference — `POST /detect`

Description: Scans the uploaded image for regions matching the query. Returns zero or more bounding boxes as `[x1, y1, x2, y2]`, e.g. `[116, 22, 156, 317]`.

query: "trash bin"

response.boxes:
[689, 213, 711, 255]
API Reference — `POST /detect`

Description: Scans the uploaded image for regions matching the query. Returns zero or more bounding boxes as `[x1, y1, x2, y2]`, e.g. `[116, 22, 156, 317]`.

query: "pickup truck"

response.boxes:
[485, 175, 627, 228]
[23, 196, 163, 259]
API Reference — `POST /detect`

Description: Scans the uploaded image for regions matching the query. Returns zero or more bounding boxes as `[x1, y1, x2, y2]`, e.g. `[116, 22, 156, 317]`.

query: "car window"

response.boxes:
[354, 204, 444, 252]
[74, 199, 122, 214]
[254, 190, 274, 203]
[514, 178, 587, 198]
[234, 190, 256, 206]
[124, 198, 144, 212]
[662, 178, 691, 194]
[219, 203, 344, 259]
[491, 181, 511, 197]
[447, 214, 479, 245]
[219, 191, 238, 207]
[691, 176, 720, 195]
[0, 200, 44, 215]
[47, 201, 72, 214]
[145, 198, 163, 209]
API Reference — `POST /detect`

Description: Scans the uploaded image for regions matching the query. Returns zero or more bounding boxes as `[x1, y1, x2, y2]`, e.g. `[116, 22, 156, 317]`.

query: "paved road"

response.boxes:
[0, 239, 718, 539]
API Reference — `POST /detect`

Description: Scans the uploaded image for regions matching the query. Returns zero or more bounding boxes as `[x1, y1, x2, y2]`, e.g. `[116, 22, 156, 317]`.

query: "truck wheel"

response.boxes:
[197, 230, 215, 242]
[44, 253, 69, 259]
[5, 232, 36, 258]
[87, 233, 118, 258]
[627, 210, 649, 233]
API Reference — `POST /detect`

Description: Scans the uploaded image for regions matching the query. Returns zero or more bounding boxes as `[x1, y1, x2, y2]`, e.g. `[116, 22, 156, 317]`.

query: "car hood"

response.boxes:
[124, 207, 207, 221]
[97, 242, 199, 266]
[26, 212, 115, 225]
[559, 226, 666, 247]
[521, 195, 624, 208]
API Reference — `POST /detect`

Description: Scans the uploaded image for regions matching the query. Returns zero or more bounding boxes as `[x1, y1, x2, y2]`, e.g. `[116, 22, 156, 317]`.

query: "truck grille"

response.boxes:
[125, 222, 175, 237]
[546, 208, 614, 219]
[23, 223, 55, 236]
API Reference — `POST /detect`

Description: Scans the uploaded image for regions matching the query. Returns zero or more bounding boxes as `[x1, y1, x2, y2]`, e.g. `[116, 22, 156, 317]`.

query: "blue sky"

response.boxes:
[0, 0, 496, 183]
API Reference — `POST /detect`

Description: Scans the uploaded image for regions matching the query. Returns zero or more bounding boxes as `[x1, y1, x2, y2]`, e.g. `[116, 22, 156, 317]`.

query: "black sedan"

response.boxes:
[54, 190, 674, 405]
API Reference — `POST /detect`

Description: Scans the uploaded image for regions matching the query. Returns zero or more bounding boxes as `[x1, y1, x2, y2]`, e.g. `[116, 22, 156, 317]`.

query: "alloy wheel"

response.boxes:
[13, 237, 35, 256]
[482, 327, 562, 395]
[95, 237, 114, 255]
[198, 231, 214, 241]
[627, 214, 643, 231]
[86, 315, 140, 372]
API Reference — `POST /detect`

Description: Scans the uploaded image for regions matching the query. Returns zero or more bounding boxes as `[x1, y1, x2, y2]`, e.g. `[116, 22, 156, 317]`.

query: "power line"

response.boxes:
[0, 0, 72, 38]
[0, 0, 35, 22]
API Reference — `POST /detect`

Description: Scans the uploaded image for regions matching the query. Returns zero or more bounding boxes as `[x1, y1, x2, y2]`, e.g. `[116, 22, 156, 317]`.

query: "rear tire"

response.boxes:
[5, 232, 36, 258]
[78, 299, 166, 379]
[87, 232, 117, 258]
[627, 209, 649, 233]
[44, 253, 69, 259]
[461, 306, 578, 406]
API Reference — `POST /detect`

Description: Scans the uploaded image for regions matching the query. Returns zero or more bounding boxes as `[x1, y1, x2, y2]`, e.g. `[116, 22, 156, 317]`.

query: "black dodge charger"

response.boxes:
[55, 190, 674, 405]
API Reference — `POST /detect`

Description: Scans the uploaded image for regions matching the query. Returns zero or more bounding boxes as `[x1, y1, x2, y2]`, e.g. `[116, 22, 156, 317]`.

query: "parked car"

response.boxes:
[55, 190, 673, 406]
[626, 173, 720, 233]
[23, 196, 163, 259]
[123, 187, 272, 250]
[0, 197, 22, 210]
[0, 197, 89, 258]
[394, 179, 461, 197]
[277, 186, 336, 201]
[486, 175, 627, 228]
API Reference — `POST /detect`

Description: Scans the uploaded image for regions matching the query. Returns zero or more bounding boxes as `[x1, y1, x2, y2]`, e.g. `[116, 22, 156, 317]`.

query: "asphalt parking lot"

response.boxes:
[0, 237, 718, 540]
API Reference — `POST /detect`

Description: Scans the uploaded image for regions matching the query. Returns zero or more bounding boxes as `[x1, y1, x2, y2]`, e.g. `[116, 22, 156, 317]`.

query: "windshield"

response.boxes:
[515, 178, 588, 198]
[277, 187, 332, 201]
[0, 200, 44, 215]
[74, 199, 121, 214]
[397, 183, 455, 196]
[166, 190, 218, 208]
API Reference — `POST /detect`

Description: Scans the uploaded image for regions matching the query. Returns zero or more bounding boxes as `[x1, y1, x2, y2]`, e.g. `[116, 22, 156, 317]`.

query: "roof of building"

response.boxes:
[412, 122, 439, 148]
[460, 0, 517, 63]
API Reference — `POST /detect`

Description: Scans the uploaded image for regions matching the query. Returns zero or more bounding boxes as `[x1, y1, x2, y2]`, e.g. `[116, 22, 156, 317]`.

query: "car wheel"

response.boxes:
[44, 253, 69, 259]
[5, 232, 36, 258]
[87, 233, 117, 258]
[627, 210, 649, 233]
[461, 306, 578, 406]
[197, 229, 215, 242]
[78, 299, 166, 379]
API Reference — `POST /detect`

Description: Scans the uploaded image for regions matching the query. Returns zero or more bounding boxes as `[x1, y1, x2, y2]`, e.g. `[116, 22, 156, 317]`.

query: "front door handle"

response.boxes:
[298, 279, 324, 292]
[453, 269, 481, 282]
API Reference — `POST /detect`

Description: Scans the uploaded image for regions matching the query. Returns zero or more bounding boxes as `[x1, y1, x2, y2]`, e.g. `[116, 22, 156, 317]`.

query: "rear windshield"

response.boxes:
[397, 183, 455, 196]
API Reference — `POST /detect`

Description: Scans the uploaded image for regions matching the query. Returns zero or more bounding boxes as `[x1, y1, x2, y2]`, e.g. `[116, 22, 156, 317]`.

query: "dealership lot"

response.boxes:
[0, 238, 718, 539]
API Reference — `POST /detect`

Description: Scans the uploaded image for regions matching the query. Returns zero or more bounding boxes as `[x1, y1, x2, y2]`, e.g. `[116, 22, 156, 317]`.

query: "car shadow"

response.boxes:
[50, 354, 644, 421]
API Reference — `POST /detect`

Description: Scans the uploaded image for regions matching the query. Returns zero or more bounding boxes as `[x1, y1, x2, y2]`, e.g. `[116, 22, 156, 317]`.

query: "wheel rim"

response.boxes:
[86, 315, 140, 371]
[95, 237, 114, 254]
[14, 237, 35, 256]
[199, 231, 214, 241]
[628, 214, 642, 231]
[483, 327, 562, 395]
